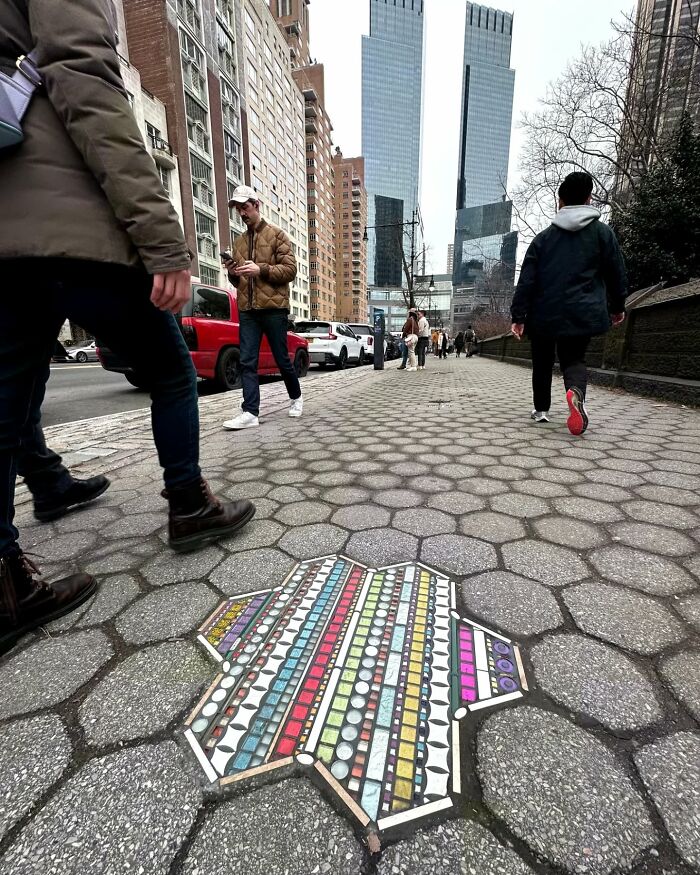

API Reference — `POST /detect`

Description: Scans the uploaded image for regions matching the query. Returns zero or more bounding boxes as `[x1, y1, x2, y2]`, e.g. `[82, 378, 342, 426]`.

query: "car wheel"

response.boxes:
[215, 347, 242, 391]
[76, 351, 88, 363]
[125, 373, 149, 391]
[358, 348, 365, 366]
[336, 347, 348, 370]
[294, 348, 309, 378]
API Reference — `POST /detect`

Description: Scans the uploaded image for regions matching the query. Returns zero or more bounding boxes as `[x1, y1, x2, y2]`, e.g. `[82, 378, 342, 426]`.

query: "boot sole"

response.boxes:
[169, 504, 257, 553]
[0, 577, 98, 657]
[566, 389, 589, 436]
[34, 479, 111, 523]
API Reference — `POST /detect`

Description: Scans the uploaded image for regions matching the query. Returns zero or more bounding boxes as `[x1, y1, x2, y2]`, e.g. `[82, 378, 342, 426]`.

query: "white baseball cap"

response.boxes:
[228, 184, 260, 205]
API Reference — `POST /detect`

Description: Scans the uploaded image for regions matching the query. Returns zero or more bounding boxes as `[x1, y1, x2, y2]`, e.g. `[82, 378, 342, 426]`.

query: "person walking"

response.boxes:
[464, 325, 476, 357]
[401, 308, 419, 372]
[431, 329, 439, 357]
[0, 0, 255, 655]
[510, 172, 627, 434]
[440, 331, 449, 360]
[222, 186, 302, 429]
[454, 331, 465, 358]
[416, 309, 431, 370]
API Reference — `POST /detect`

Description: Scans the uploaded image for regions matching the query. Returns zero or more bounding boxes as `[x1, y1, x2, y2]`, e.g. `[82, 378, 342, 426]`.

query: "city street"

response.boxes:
[1, 357, 698, 875]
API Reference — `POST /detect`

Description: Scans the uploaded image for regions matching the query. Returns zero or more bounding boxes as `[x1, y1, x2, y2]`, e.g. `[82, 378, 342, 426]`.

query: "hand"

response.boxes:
[222, 257, 239, 276]
[235, 260, 261, 277]
[611, 312, 626, 327]
[511, 322, 525, 341]
[150, 268, 192, 314]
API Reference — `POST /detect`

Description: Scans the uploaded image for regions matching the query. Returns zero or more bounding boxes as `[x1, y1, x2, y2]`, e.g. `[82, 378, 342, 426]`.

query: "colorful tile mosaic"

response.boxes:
[185, 556, 528, 834]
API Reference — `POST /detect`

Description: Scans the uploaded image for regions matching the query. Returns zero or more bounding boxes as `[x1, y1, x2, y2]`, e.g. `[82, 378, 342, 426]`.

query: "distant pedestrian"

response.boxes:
[0, 0, 255, 655]
[431, 329, 439, 356]
[222, 186, 302, 429]
[416, 309, 431, 370]
[464, 325, 476, 357]
[401, 308, 420, 372]
[440, 331, 448, 359]
[510, 171, 627, 434]
[454, 332, 465, 357]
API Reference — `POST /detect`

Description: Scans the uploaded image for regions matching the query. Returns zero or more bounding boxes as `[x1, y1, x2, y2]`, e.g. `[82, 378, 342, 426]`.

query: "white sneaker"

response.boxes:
[530, 410, 550, 423]
[222, 411, 259, 430]
[406, 366, 417, 372]
[289, 396, 303, 418]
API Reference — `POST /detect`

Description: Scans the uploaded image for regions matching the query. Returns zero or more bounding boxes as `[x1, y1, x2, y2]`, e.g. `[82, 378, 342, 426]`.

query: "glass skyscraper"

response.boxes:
[362, 0, 425, 287]
[452, 3, 516, 300]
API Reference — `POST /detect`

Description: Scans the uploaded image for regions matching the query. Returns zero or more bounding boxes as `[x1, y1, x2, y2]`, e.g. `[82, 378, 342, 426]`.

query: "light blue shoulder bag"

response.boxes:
[0, 52, 41, 150]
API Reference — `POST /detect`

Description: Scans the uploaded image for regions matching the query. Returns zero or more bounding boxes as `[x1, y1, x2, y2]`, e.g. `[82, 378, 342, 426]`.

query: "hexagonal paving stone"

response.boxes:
[374, 488, 419, 508]
[377, 818, 536, 875]
[553, 496, 625, 523]
[346, 528, 419, 567]
[532, 634, 664, 731]
[490, 492, 550, 518]
[311, 471, 356, 487]
[533, 515, 607, 549]
[0, 715, 72, 841]
[459, 511, 527, 543]
[38, 530, 98, 562]
[635, 485, 699, 506]
[0, 630, 113, 720]
[573, 482, 633, 502]
[79, 641, 211, 745]
[609, 522, 696, 556]
[502, 539, 588, 586]
[180, 779, 364, 875]
[77, 574, 141, 627]
[394, 508, 456, 536]
[659, 650, 700, 721]
[421, 534, 497, 577]
[330, 503, 391, 530]
[478, 707, 657, 874]
[462, 477, 509, 496]
[141, 546, 223, 587]
[590, 546, 696, 596]
[116, 582, 219, 645]
[677, 592, 700, 632]
[563, 581, 687, 655]
[278, 523, 348, 559]
[267, 485, 306, 504]
[221, 520, 286, 552]
[513, 479, 570, 498]
[209, 548, 296, 596]
[103, 513, 165, 539]
[360, 473, 403, 490]
[426, 491, 486, 515]
[0, 742, 201, 875]
[224, 480, 272, 500]
[460, 572, 563, 637]
[322, 486, 371, 505]
[273, 501, 332, 526]
[634, 732, 700, 871]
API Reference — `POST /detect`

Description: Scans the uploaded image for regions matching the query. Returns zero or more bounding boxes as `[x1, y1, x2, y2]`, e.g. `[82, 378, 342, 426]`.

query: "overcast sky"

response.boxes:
[309, 0, 630, 273]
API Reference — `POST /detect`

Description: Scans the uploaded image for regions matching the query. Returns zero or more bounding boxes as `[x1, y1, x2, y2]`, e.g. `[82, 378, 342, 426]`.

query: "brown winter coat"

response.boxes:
[402, 315, 419, 338]
[0, 0, 189, 274]
[231, 219, 296, 311]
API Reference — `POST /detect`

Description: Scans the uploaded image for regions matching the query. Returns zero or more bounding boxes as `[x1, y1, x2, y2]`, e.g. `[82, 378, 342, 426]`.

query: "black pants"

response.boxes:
[239, 308, 301, 417]
[416, 337, 428, 367]
[531, 334, 590, 413]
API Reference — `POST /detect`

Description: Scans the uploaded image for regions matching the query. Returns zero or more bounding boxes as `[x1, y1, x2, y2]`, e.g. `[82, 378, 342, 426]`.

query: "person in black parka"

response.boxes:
[510, 172, 628, 435]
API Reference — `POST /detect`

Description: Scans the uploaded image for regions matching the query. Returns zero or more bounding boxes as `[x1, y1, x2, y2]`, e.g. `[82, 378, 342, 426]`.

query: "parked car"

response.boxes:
[96, 283, 310, 391]
[67, 341, 98, 363]
[346, 323, 387, 363]
[293, 320, 364, 369]
[384, 334, 403, 361]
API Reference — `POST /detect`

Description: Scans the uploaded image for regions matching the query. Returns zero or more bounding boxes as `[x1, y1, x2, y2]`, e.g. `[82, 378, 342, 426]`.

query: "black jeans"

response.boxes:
[0, 260, 200, 557]
[530, 334, 591, 413]
[239, 308, 301, 417]
[416, 337, 429, 367]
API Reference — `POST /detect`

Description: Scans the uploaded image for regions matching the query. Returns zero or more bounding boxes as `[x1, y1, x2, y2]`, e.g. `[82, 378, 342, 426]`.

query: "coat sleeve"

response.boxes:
[258, 229, 297, 284]
[28, 0, 190, 274]
[601, 227, 628, 314]
[510, 239, 538, 323]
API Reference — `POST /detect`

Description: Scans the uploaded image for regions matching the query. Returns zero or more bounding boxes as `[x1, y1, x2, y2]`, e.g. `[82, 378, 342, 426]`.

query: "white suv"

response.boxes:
[347, 323, 387, 364]
[294, 321, 364, 369]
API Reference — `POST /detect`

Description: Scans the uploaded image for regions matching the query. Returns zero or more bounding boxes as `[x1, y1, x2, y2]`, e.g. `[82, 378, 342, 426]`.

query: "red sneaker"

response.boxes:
[566, 387, 589, 436]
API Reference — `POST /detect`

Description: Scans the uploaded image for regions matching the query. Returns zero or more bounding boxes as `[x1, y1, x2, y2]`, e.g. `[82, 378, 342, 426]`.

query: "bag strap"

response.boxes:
[3, 50, 42, 123]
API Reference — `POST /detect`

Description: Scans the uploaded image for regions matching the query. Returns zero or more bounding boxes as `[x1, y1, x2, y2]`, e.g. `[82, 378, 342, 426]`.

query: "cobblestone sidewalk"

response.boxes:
[0, 358, 698, 875]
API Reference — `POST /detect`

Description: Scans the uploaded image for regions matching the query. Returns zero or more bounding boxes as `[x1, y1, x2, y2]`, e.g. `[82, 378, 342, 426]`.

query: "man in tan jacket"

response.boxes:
[0, 0, 254, 655]
[222, 186, 303, 429]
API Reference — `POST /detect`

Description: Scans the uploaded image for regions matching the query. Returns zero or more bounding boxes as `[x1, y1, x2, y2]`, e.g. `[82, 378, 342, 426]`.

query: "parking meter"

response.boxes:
[373, 308, 385, 371]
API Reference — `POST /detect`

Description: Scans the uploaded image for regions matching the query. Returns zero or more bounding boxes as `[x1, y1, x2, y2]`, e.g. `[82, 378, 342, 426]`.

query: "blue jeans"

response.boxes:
[239, 308, 301, 417]
[0, 259, 200, 557]
[400, 340, 409, 367]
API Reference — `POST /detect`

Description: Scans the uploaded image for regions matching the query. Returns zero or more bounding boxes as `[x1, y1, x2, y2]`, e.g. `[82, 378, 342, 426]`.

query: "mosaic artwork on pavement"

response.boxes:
[184, 555, 529, 835]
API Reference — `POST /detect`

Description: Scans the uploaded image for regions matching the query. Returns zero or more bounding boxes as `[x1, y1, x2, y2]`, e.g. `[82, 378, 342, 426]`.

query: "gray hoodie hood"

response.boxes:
[552, 205, 601, 232]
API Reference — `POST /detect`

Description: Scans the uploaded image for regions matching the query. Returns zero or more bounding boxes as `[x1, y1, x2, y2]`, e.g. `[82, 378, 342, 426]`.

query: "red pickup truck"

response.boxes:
[97, 283, 310, 391]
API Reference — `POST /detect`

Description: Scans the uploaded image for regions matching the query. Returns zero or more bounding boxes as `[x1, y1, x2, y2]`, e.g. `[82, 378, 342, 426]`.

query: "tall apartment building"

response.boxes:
[452, 3, 517, 307]
[122, 0, 246, 288]
[240, 0, 311, 318]
[623, 0, 700, 173]
[334, 150, 368, 322]
[362, 0, 425, 289]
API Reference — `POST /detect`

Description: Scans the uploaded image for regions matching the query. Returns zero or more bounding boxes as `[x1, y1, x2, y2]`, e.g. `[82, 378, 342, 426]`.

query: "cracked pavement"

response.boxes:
[0, 358, 698, 875]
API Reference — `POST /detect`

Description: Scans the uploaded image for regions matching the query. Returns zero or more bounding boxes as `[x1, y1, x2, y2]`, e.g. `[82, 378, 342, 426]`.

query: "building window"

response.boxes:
[185, 93, 210, 153]
[158, 165, 170, 195]
[200, 265, 220, 286]
[277, 0, 291, 15]
[245, 9, 256, 34]
[191, 154, 214, 207]
[177, 0, 201, 36]
[217, 24, 236, 80]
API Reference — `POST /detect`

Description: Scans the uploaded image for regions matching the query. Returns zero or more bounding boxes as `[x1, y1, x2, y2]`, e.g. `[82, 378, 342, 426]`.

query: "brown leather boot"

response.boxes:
[164, 478, 255, 553]
[0, 553, 97, 656]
